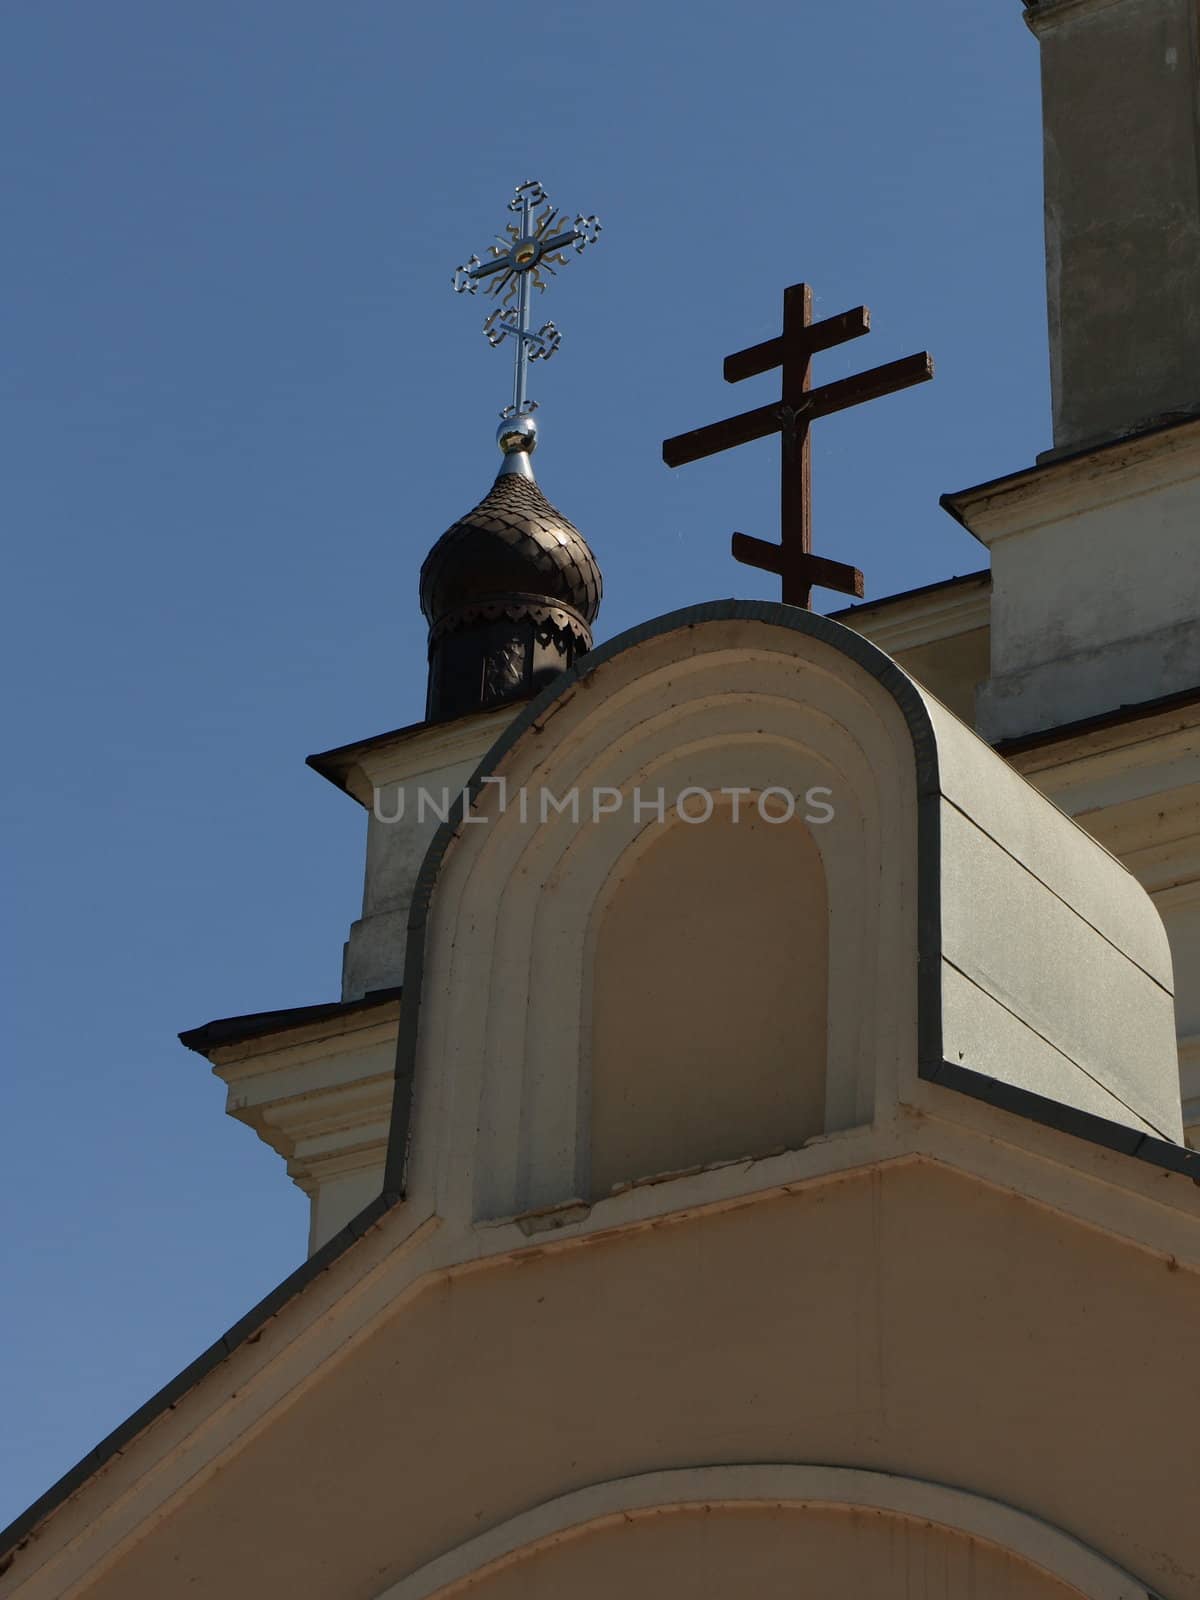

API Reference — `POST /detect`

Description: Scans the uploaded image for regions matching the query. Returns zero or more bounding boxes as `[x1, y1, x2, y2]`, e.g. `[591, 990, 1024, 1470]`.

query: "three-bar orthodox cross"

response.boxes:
[662, 283, 933, 607]
[453, 179, 601, 420]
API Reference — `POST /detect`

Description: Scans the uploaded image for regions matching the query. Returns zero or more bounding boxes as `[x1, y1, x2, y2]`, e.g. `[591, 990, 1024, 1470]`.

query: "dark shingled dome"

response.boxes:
[418, 458, 603, 722]
[419, 470, 602, 630]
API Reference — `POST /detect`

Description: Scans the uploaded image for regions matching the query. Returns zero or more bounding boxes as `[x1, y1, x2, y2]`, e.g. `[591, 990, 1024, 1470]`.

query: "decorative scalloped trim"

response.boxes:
[428, 595, 593, 649]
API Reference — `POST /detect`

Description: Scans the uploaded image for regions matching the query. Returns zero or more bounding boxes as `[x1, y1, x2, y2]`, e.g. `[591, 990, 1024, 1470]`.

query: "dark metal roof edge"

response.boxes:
[992, 683, 1200, 756]
[0, 1189, 404, 1569]
[825, 568, 990, 622]
[178, 988, 402, 1057]
[922, 1060, 1200, 1180]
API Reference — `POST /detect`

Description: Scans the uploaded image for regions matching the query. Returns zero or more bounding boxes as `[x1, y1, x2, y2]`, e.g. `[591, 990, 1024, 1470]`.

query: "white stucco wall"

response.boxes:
[962, 422, 1200, 743]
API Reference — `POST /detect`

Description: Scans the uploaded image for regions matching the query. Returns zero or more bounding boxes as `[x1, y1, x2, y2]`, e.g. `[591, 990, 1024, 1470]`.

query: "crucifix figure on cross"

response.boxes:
[662, 283, 933, 608]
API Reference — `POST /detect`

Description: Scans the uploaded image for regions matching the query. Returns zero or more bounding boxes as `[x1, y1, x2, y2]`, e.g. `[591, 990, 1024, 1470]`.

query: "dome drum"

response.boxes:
[425, 603, 592, 722]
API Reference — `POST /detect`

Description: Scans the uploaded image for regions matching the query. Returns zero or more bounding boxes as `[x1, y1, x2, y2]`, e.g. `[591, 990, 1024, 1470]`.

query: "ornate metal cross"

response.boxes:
[453, 179, 602, 421]
[662, 283, 934, 607]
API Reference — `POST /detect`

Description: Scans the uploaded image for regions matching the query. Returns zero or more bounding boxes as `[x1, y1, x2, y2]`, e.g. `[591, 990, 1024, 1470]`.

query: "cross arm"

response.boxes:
[537, 228, 582, 253]
[662, 350, 932, 470]
[731, 533, 864, 601]
[803, 350, 934, 421]
[724, 305, 871, 385]
[454, 255, 512, 292]
[662, 399, 781, 468]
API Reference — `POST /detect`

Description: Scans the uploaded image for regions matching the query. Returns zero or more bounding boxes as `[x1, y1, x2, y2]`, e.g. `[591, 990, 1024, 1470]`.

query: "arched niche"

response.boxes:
[588, 803, 828, 1198]
[391, 603, 1180, 1225]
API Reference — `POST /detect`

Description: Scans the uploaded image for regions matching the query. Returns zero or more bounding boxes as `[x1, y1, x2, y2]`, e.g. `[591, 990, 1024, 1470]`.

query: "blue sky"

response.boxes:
[0, 0, 1046, 1527]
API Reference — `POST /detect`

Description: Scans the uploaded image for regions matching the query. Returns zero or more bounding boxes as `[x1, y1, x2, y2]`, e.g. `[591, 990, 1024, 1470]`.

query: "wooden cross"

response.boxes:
[662, 283, 933, 608]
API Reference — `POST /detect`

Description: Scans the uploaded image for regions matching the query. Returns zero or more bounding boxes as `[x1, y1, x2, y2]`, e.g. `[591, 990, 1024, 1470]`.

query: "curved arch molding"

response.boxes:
[373, 1464, 1162, 1600]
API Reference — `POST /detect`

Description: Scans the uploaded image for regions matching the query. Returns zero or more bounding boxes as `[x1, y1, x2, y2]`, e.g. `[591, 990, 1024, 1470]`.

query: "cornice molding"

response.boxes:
[308, 704, 518, 808]
[942, 415, 1200, 547]
[846, 581, 990, 654]
[1024, 0, 1135, 36]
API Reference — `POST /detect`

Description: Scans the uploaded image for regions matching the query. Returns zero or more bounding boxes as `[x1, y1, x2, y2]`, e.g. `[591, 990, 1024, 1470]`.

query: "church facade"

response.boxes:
[4, 0, 1200, 1595]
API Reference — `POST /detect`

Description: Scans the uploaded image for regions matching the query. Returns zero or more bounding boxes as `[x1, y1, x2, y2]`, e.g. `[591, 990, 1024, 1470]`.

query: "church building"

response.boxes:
[3, 0, 1200, 1594]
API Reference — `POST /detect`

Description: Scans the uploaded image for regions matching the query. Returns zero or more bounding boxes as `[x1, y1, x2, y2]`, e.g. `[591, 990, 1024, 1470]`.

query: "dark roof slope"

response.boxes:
[179, 988, 401, 1057]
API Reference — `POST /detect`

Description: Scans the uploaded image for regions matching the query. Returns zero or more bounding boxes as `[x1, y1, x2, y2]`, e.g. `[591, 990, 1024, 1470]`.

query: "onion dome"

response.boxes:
[420, 416, 602, 721]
